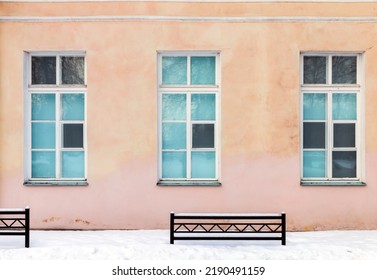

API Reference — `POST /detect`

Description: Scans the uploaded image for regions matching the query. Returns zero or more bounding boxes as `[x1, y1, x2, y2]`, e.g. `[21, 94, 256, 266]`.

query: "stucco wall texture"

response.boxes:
[1, 1, 377, 230]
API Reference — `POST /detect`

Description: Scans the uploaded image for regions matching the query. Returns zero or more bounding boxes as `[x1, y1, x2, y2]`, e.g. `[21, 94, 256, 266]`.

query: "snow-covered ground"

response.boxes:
[0, 230, 377, 260]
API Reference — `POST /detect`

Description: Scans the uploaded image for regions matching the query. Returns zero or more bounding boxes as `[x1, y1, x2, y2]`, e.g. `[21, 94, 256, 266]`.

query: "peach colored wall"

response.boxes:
[1, 2, 377, 230]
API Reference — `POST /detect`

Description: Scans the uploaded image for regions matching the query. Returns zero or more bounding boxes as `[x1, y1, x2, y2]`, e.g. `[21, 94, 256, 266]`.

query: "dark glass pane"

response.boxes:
[332, 56, 357, 84]
[332, 151, 357, 178]
[63, 124, 83, 148]
[303, 122, 326, 148]
[192, 124, 214, 148]
[62, 56, 85, 84]
[32, 56, 56, 84]
[334, 124, 355, 147]
[303, 56, 326, 84]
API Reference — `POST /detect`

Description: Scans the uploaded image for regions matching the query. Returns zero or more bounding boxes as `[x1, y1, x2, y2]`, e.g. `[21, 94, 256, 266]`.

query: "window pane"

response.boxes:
[191, 151, 216, 178]
[191, 56, 216, 85]
[303, 122, 326, 149]
[62, 94, 85, 121]
[332, 151, 357, 178]
[62, 151, 85, 178]
[32, 151, 56, 178]
[162, 123, 186, 149]
[333, 93, 356, 120]
[61, 56, 85, 85]
[303, 56, 326, 84]
[332, 56, 357, 84]
[63, 124, 83, 148]
[303, 151, 326, 178]
[162, 56, 187, 85]
[32, 123, 56, 149]
[191, 94, 216, 120]
[303, 94, 326, 120]
[192, 124, 214, 148]
[334, 124, 355, 148]
[32, 94, 56, 121]
[162, 151, 186, 178]
[32, 56, 56, 85]
[162, 94, 186, 121]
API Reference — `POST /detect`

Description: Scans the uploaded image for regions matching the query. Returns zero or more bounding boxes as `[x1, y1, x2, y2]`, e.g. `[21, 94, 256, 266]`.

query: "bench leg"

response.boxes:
[25, 207, 30, 248]
[170, 212, 174, 244]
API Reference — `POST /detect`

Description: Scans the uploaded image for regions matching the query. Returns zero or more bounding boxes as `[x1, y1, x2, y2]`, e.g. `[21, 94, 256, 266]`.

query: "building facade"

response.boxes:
[1, 0, 377, 230]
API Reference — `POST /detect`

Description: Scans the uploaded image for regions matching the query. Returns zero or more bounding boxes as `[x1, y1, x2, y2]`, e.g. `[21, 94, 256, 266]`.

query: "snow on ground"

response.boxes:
[0, 230, 377, 260]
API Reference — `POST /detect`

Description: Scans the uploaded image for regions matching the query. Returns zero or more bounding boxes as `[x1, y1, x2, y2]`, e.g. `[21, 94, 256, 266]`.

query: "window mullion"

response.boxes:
[56, 56, 60, 86]
[328, 91, 333, 179]
[328, 55, 332, 85]
[187, 91, 191, 179]
[56, 92, 61, 179]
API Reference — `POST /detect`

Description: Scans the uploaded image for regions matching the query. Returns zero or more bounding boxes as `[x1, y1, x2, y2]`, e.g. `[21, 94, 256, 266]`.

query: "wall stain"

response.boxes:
[74, 218, 90, 225]
[42, 217, 60, 223]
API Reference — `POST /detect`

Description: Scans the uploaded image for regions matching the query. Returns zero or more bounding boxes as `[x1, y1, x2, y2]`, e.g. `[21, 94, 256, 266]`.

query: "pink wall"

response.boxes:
[1, 2, 377, 230]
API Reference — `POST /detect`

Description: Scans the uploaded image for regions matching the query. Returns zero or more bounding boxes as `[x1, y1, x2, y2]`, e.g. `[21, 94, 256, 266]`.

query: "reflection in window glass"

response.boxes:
[303, 151, 326, 178]
[162, 56, 187, 85]
[332, 151, 356, 178]
[303, 56, 326, 84]
[61, 57, 85, 85]
[332, 56, 357, 84]
[162, 94, 186, 121]
[62, 94, 85, 121]
[62, 151, 85, 178]
[191, 56, 216, 85]
[32, 57, 56, 85]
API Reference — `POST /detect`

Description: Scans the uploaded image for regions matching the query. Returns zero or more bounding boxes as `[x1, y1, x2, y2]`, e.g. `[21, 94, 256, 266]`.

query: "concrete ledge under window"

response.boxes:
[301, 181, 366, 186]
[157, 180, 221, 186]
[24, 181, 88, 186]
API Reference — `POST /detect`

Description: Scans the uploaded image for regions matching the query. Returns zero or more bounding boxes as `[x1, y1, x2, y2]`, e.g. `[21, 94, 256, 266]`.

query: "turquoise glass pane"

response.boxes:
[303, 151, 326, 178]
[62, 94, 84, 120]
[191, 151, 216, 178]
[32, 123, 56, 149]
[303, 94, 326, 120]
[162, 56, 187, 85]
[32, 151, 56, 178]
[162, 123, 186, 149]
[162, 94, 186, 120]
[191, 94, 216, 120]
[191, 56, 216, 85]
[62, 151, 85, 178]
[333, 93, 356, 120]
[32, 94, 55, 120]
[162, 152, 186, 178]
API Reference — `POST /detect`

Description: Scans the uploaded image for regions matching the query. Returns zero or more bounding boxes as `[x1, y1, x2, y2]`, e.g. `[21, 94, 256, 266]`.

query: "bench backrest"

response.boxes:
[170, 212, 286, 245]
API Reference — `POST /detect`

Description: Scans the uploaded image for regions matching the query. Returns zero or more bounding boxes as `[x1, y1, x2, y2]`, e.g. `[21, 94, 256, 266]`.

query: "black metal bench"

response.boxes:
[170, 212, 286, 245]
[0, 207, 30, 248]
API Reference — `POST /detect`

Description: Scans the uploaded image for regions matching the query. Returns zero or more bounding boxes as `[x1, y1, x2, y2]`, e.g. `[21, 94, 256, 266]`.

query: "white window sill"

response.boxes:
[24, 181, 88, 186]
[301, 181, 366, 186]
[157, 180, 221, 186]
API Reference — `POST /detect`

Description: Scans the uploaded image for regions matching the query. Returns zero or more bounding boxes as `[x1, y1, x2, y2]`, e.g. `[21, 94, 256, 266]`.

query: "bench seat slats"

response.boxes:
[174, 236, 283, 241]
[0, 231, 26, 235]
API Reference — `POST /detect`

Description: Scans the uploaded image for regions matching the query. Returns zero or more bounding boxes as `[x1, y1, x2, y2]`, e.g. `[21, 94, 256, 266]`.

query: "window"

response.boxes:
[158, 52, 220, 185]
[24, 52, 87, 185]
[301, 53, 365, 185]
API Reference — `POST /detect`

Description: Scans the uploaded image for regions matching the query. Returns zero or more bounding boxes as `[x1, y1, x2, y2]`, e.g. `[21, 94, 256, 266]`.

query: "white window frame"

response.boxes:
[157, 51, 221, 184]
[300, 52, 365, 185]
[24, 51, 87, 185]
